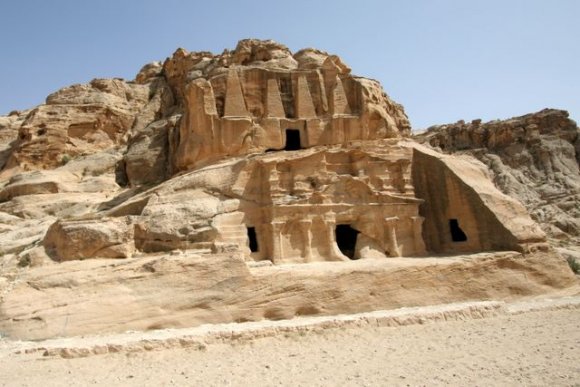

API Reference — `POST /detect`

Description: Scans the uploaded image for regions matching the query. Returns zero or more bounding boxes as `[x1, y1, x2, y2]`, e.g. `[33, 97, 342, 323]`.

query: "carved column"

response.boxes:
[324, 212, 348, 261]
[384, 216, 401, 257]
[334, 117, 345, 144]
[265, 163, 282, 201]
[390, 163, 405, 193]
[298, 219, 313, 262]
[411, 216, 427, 255]
[269, 221, 285, 264]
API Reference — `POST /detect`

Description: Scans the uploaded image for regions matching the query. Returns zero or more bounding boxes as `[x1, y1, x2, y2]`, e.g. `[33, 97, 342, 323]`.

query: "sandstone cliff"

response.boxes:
[414, 109, 580, 248]
[0, 40, 576, 340]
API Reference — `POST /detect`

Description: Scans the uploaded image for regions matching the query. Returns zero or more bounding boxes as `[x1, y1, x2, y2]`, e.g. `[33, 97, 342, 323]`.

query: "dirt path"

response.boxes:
[1, 306, 579, 386]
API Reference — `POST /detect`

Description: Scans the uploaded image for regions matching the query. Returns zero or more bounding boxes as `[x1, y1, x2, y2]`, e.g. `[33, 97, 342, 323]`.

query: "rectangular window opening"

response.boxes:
[247, 226, 259, 252]
[284, 129, 302, 151]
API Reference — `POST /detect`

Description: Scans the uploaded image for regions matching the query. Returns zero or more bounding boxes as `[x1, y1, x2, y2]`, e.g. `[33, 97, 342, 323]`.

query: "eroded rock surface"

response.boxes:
[415, 109, 580, 246]
[168, 39, 410, 171]
[0, 40, 576, 340]
[0, 251, 575, 341]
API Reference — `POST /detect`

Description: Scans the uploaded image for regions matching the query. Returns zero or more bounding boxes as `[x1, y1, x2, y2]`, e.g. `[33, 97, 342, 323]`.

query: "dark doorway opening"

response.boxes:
[247, 227, 259, 252]
[114, 160, 128, 187]
[215, 95, 225, 117]
[284, 129, 302, 151]
[335, 224, 360, 260]
[449, 219, 467, 242]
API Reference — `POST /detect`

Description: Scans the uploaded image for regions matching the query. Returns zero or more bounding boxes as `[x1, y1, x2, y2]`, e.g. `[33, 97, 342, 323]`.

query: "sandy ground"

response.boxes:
[0, 306, 578, 386]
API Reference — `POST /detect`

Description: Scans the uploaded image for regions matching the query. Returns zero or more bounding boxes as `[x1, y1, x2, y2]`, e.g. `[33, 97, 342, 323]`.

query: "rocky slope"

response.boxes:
[414, 109, 580, 249]
[0, 40, 577, 340]
[0, 39, 413, 265]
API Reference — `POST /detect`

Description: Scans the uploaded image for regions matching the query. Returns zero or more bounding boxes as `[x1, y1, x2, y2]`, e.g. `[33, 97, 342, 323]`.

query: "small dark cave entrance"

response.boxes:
[335, 224, 360, 260]
[114, 160, 129, 187]
[247, 226, 259, 252]
[284, 129, 302, 151]
[449, 219, 468, 242]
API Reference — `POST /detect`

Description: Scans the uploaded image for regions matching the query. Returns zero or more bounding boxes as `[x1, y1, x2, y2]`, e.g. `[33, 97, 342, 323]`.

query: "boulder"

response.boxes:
[44, 217, 135, 261]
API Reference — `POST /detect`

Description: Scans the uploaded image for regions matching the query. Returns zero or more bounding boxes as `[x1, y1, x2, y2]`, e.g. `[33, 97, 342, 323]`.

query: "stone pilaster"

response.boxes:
[411, 216, 427, 255]
[324, 212, 348, 261]
[384, 216, 401, 257]
[298, 219, 313, 262]
[269, 221, 285, 264]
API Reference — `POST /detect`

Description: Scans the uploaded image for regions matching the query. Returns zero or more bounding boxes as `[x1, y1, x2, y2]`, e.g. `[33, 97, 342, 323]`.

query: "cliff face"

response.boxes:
[414, 109, 580, 246]
[0, 39, 410, 186]
[0, 79, 171, 174]
[0, 39, 416, 263]
[165, 39, 411, 171]
[0, 41, 576, 341]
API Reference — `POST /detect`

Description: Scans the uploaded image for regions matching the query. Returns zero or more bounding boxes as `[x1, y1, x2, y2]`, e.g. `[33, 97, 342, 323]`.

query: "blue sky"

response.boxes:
[1, 0, 578, 129]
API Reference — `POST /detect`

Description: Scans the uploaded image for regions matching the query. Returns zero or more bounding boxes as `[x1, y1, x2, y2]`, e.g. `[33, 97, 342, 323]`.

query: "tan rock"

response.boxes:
[0, 217, 53, 257]
[0, 152, 122, 202]
[162, 48, 215, 104]
[0, 111, 26, 173]
[44, 217, 135, 261]
[0, 250, 575, 340]
[272, 46, 352, 75]
[163, 39, 410, 171]
[49, 139, 546, 263]
[415, 109, 580, 245]
[0, 77, 168, 173]
[124, 116, 178, 186]
[409, 143, 547, 253]
[230, 39, 298, 69]
[0, 40, 576, 343]
[133, 190, 220, 252]
[129, 77, 175, 134]
[135, 61, 163, 84]
[0, 193, 110, 220]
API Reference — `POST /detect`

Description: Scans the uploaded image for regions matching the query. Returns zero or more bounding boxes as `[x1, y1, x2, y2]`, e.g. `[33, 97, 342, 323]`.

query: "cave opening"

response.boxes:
[449, 219, 468, 242]
[247, 226, 259, 252]
[335, 224, 360, 260]
[284, 129, 302, 151]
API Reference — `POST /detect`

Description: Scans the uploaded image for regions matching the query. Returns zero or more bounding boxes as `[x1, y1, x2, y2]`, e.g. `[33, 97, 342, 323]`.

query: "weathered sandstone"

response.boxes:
[165, 39, 410, 171]
[410, 143, 546, 253]
[0, 40, 577, 340]
[0, 250, 575, 341]
[42, 140, 547, 263]
[2, 76, 172, 177]
[414, 109, 580, 246]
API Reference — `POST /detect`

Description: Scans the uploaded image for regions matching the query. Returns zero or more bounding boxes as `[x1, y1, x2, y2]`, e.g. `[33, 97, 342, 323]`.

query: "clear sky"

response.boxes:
[1, 0, 578, 130]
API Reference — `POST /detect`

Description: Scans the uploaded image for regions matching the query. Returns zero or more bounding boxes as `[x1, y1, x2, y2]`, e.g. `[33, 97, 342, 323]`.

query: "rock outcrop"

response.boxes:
[0, 250, 575, 341]
[414, 109, 580, 247]
[166, 39, 410, 171]
[410, 143, 546, 254]
[0, 40, 576, 340]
